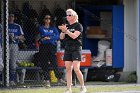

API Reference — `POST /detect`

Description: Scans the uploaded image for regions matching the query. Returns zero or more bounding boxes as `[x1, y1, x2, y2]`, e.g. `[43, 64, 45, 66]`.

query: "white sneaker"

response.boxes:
[43, 80, 51, 87]
[64, 89, 72, 93]
[80, 86, 87, 93]
[10, 81, 16, 86]
[58, 79, 67, 85]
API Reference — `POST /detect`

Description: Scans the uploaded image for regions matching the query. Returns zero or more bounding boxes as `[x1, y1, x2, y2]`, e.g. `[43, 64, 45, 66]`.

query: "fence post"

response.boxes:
[2, 0, 10, 87]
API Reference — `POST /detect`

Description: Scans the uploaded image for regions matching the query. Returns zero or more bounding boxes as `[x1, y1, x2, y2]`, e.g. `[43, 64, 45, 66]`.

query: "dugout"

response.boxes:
[0, 0, 124, 84]
[7, 0, 124, 82]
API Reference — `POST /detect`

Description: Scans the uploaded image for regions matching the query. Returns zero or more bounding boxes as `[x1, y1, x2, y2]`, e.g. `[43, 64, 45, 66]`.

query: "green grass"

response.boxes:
[0, 85, 140, 93]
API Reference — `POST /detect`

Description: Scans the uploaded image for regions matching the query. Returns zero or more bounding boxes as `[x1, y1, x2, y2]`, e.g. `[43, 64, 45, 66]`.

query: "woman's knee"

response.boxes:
[73, 68, 80, 74]
[66, 67, 73, 73]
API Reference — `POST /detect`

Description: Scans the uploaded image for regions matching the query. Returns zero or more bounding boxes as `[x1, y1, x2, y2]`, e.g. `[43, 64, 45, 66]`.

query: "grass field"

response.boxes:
[0, 84, 140, 93]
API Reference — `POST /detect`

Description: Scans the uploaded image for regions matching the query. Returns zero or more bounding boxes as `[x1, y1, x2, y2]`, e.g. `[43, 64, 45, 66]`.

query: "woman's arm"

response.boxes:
[58, 24, 81, 39]
[65, 30, 80, 39]
[60, 32, 65, 39]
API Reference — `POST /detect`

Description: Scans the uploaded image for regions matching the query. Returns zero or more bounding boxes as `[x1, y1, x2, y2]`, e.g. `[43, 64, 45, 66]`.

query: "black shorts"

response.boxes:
[63, 48, 82, 61]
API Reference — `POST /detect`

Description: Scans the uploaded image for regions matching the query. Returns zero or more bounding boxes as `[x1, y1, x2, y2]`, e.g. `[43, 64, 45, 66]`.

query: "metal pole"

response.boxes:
[2, 0, 9, 87]
[137, 0, 140, 84]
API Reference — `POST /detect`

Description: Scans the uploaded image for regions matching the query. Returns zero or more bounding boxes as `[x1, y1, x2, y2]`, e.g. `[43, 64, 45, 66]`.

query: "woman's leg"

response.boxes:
[49, 45, 62, 79]
[73, 61, 87, 93]
[65, 61, 73, 90]
[73, 61, 84, 86]
[40, 52, 50, 80]
[39, 45, 50, 81]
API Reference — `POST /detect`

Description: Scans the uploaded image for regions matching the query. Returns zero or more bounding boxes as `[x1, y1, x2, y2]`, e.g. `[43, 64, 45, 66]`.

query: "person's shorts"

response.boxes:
[63, 49, 82, 61]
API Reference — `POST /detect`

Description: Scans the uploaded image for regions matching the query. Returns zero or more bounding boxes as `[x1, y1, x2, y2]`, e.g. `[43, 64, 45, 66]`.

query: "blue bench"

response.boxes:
[16, 66, 42, 83]
[16, 50, 42, 83]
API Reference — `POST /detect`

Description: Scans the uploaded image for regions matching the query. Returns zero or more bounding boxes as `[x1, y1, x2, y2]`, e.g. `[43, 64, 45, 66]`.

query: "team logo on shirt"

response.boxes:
[68, 29, 75, 32]
[43, 29, 54, 33]
[8, 29, 18, 32]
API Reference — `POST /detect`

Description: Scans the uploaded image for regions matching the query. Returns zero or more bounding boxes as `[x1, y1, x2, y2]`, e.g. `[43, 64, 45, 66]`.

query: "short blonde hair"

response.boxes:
[66, 9, 78, 22]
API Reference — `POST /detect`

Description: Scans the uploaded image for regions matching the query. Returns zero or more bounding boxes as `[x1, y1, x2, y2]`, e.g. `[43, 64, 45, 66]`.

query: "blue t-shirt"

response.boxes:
[8, 23, 24, 44]
[38, 26, 59, 46]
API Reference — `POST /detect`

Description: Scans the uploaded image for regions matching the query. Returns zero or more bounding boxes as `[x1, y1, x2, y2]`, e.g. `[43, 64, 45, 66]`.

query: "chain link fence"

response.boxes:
[0, 0, 75, 88]
[0, 0, 124, 89]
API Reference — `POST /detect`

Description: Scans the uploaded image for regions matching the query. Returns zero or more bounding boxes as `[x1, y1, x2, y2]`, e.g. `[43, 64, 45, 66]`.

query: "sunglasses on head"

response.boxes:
[44, 17, 51, 20]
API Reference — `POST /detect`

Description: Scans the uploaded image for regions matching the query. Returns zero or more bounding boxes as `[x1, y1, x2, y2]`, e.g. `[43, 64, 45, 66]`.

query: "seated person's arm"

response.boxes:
[17, 35, 25, 41]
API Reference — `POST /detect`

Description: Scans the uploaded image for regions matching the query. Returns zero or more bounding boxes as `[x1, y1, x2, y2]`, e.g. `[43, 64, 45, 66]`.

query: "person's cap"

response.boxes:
[9, 13, 15, 17]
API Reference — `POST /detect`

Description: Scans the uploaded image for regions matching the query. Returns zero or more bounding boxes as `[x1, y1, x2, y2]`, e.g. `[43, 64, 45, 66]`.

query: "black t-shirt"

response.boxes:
[64, 22, 83, 46]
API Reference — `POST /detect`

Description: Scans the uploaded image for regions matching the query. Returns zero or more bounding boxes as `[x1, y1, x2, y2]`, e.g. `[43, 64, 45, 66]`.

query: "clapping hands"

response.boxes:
[58, 24, 68, 33]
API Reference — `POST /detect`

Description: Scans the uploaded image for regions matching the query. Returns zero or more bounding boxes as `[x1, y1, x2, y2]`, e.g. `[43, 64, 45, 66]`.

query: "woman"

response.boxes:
[59, 9, 87, 93]
[38, 14, 65, 87]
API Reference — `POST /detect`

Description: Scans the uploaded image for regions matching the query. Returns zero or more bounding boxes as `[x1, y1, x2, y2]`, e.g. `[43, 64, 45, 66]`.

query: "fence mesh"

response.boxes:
[0, 0, 124, 89]
[0, 0, 74, 88]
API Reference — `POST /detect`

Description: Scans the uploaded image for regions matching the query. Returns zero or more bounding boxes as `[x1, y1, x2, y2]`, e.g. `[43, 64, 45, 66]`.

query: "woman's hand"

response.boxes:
[58, 24, 68, 33]
[43, 36, 50, 40]
[15, 35, 25, 41]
